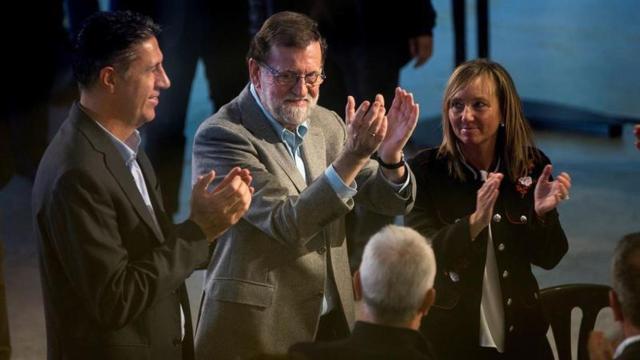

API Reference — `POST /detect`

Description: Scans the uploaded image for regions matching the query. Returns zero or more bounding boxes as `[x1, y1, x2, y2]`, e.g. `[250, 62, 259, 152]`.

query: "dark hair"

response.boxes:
[612, 232, 640, 327]
[73, 11, 160, 89]
[247, 11, 327, 64]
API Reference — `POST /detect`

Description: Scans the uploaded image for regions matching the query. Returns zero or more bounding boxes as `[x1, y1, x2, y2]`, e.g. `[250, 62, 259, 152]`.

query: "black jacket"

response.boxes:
[289, 321, 435, 359]
[32, 103, 209, 360]
[406, 148, 568, 360]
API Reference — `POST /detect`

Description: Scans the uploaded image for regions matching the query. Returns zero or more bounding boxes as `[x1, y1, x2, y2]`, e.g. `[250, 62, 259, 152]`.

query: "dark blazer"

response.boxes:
[617, 339, 640, 360]
[289, 321, 436, 360]
[32, 103, 209, 360]
[406, 148, 568, 360]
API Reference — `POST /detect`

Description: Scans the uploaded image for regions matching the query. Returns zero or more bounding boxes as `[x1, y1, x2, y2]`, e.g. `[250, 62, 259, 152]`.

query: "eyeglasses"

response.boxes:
[258, 61, 326, 87]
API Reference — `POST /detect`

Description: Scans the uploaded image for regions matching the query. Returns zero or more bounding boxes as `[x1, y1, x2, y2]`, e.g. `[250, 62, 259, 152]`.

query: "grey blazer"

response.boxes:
[192, 86, 416, 359]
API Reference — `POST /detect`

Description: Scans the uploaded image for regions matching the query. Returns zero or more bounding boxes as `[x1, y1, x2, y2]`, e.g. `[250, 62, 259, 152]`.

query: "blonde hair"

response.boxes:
[438, 59, 539, 181]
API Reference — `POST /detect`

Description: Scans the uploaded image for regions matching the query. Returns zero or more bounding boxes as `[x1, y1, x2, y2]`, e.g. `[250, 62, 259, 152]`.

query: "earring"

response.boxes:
[500, 123, 505, 127]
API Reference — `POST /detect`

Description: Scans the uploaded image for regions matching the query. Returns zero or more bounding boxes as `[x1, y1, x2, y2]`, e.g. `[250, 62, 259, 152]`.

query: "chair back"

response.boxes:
[540, 283, 610, 360]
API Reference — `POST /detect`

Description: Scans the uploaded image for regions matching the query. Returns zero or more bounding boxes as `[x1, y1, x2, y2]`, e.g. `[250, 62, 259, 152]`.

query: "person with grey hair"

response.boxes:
[192, 11, 419, 359]
[588, 232, 640, 360]
[289, 225, 437, 359]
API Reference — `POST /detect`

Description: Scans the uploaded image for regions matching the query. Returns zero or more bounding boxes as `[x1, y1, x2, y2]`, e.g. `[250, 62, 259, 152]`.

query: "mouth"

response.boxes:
[284, 98, 309, 107]
[148, 95, 160, 105]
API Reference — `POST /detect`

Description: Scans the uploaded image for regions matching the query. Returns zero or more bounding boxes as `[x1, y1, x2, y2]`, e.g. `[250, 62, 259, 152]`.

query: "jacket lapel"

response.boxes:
[301, 123, 326, 182]
[71, 103, 166, 243]
[238, 86, 307, 192]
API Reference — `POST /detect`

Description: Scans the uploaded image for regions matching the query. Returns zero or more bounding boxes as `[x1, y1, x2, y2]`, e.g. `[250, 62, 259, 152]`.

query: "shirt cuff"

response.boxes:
[325, 165, 357, 202]
[379, 162, 411, 193]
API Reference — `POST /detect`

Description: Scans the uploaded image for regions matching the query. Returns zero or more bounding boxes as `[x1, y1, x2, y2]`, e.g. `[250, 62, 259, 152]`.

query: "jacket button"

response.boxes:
[492, 214, 502, 223]
[317, 246, 326, 255]
[502, 270, 509, 278]
[454, 218, 461, 223]
[498, 243, 505, 251]
[449, 271, 460, 282]
[534, 292, 539, 300]
[506, 298, 512, 306]
[172, 337, 182, 346]
[520, 215, 528, 223]
[509, 325, 515, 333]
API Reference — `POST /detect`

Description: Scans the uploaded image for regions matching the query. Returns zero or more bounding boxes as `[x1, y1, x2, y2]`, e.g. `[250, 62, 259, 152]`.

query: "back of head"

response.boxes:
[612, 232, 640, 328]
[359, 225, 436, 325]
[73, 10, 160, 90]
[247, 11, 327, 63]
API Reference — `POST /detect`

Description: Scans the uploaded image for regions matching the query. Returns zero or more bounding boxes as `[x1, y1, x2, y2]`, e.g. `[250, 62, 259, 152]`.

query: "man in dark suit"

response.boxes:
[289, 225, 437, 360]
[31, 11, 253, 360]
[589, 233, 640, 360]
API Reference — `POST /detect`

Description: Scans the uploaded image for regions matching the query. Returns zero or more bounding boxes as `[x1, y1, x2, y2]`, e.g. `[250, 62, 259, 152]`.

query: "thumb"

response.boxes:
[537, 164, 552, 185]
[193, 170, 215, 193]
[345, 96, 355, 125]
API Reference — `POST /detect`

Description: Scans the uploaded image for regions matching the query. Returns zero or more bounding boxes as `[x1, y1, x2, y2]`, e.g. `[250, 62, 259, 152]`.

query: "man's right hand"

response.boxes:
[331, 95, 387, 186]
[189, 167, 253, 242]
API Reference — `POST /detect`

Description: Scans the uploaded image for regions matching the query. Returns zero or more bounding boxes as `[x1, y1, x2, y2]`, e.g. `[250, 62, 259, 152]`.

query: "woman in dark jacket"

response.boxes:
[406, 59, 572, 359]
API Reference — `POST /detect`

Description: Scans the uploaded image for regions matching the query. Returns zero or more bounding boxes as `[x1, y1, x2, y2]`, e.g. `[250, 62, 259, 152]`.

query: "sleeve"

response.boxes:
[404, 156, 477, 270]
[193, 122, 353, 249]
[192, 118, 415, 249]
[44, 169, 209, 329]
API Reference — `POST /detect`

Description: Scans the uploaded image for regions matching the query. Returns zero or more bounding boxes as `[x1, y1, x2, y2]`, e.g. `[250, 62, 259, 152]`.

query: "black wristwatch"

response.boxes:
[374, 152, 405, 169]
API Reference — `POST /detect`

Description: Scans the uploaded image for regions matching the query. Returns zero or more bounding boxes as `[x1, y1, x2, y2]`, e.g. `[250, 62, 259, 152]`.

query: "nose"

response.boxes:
[157, 64, 171, 89]
[461, 105, 474, 122]
[291, 76, 308, 97]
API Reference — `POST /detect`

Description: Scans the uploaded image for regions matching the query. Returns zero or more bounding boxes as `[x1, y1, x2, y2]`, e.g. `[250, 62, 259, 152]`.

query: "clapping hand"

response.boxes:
[534, 164, 572, 217]
[344, 94, 387, 159]
[190, 167, 254, 242]
[377, 87, 419, 164]
[469, 172, 503, 240]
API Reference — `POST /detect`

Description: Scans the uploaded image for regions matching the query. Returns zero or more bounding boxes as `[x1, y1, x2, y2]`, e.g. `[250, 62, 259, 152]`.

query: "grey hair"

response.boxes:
[612, 232, 640, 327]
[359, 225, 436, 324]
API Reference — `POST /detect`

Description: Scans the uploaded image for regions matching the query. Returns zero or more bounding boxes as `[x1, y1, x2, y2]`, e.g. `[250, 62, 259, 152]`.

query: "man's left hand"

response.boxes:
[377, 87, 419, 164]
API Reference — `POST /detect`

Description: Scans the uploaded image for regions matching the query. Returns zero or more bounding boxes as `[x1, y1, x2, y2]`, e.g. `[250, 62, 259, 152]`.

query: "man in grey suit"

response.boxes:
[192, 11, 419, 359]
[32, 11, 253, 359]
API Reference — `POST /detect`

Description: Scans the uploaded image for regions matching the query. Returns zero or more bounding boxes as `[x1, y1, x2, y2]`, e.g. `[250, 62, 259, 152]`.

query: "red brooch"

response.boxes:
[516, 176, 533, 198]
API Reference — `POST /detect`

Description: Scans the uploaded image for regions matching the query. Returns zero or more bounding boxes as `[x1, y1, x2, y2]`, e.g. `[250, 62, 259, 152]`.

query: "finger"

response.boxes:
[390, 88, 403, 114]
[376, 116, 388, 140]
[193, 170, 216, 192]
[212, 167, 242, 193]
[369, 102, 386, 132]
[213, 170, 244, 195]
[375, 93, 385, 110]
[537, 164, 553, 185]
[557, 174, 571, 190]
[345, 96, 356, 125]
[558, 172, 572, 186]
[352, 100, 371, 130]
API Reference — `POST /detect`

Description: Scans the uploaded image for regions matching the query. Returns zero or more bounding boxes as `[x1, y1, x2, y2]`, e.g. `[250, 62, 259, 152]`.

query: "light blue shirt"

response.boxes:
[93, 119, 185, 338]
[250, 84, 412, 200]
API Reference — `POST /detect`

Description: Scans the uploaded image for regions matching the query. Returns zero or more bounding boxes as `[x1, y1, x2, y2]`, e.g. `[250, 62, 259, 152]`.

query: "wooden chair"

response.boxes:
[540, 283, 611, 360]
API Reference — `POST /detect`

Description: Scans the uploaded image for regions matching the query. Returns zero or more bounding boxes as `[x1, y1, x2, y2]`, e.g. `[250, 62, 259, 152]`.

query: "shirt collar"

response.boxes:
[614, 334, 640, 359]
[456, 143, 501, 181]
[249, 83, 309, 148]
[93, 119, 141, 166]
